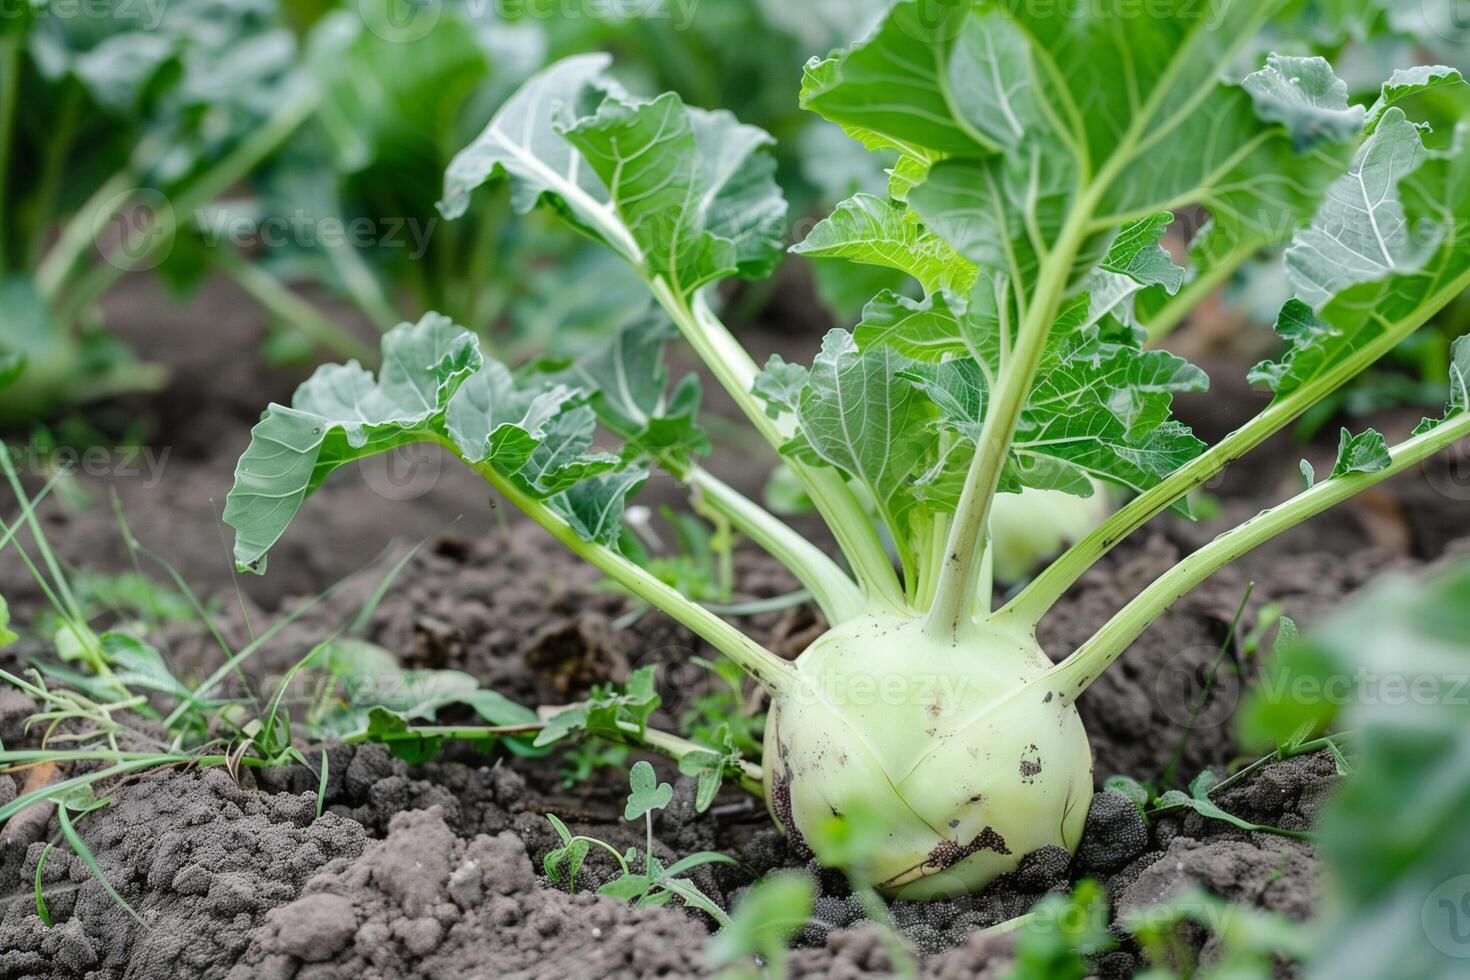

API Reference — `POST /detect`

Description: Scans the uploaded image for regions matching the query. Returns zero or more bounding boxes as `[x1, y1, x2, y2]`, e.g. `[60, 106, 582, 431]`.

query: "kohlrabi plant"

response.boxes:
[225, 1, 1470, 899]
[0, 0, 324, 423]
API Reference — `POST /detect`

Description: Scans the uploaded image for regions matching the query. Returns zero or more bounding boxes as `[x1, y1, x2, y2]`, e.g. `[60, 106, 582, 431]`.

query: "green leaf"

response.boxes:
[791, 194, 976, 296]
[854, 290, 968, 363]
[1412, 335, 1470, 434]
[552, 468, 650, 551]
[441, 55, 788, 296]
[1368, 65, 1466, 128]
[225, 314, 481, 571]
[1153, 786, 1311, 841]
[360, 707, 446, 764]
[1008, 320, 1209, 497]
[794, 331, 930, 533]
[544, 813, 591, 889]
[624, 760, 673, 821]
[1330, 428, 1392, 478]
[751, 355, 809, 420]
[1261, 121, 1470, 404]
[534, 666, 661, 748]
[799, 1, 990, 155]
[227, 314, 647, 571]
[552, 317, 710, 475]
[1285, 109, 1436, 310]
[1100, 213, 1187, 296]
[1248, 300, 1339, 394]
[1243, 54, 1366, 151]
[676, 725, 743, 814]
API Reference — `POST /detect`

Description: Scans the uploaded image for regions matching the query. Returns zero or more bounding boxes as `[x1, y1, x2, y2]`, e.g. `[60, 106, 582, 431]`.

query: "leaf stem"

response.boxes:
[649, 279, 904, 609]
[1005, 264, 1470, 626]
[1046, 415, 1470, 701]
[923, 211, 1093, 638]
[688, 467, 864, 623]
[456, 448, 801, 695]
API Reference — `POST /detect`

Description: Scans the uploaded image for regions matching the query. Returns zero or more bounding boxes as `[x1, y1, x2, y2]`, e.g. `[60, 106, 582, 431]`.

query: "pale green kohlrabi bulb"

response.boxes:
[763, 613, 1094, 900]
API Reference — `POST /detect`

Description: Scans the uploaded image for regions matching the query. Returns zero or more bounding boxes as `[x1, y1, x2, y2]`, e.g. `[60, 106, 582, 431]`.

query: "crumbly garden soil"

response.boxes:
[1, 275, 1468, 978]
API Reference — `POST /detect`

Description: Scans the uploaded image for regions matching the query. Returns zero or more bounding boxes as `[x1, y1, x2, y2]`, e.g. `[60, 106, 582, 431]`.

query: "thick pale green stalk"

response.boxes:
[923, 215, 1094, 638]
[1005, 264, 1470, 625]
[649, 279, 905, 609]
[453, 446, 800, 695]
[1045, 415, 1470, 702]
[688, 467, 865, 623]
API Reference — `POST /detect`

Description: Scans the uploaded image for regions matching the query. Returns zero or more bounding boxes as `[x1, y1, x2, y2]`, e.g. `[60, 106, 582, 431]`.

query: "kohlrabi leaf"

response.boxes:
[438, 54, 615, 224]
[226, 314, 482, 570]
[1248, 300, 1339, 394]
[535, 666, 661, 748]
[794, 331, 931, 532]
[445, 362, 582, 475]
[790, 194, 976, 296]
[1368, 65, 1466, 128]
[553, 468, 650, 550]
[226, 315, 650, 571]
[752, 355, 809, 420]
[1412, 335, 1470, 435]
[799, 1, 992, 155]
[1329, 428, 1392, 477]
[1008, 321, 1209, 496]
[1256, 111, 1470, 403]
[676, 725, 744, 814]
[853, 290, 969, 363]
[1242, 54, 1366, 152]
[1285, 109, 1435, 310]
[551, 317, 710, 475]
[440, 55, 787, 297]
[1099, 213, 1186, 296]
[818, 0, 1359, 328]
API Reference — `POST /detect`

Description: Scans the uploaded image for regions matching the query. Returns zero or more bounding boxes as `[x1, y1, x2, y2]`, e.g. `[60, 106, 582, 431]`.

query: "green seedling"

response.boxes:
[544, 761, 736, 926]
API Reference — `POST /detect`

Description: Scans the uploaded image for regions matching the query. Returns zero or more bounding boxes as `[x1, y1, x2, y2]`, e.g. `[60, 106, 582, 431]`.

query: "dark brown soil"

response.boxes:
[2, 274, 1467, 977]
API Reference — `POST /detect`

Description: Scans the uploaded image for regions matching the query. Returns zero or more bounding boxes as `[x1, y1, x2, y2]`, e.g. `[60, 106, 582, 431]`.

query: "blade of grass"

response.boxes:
[316, 749, 328, 821]
[34, 842, 55, 927]
[56, 805, 145, 927]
